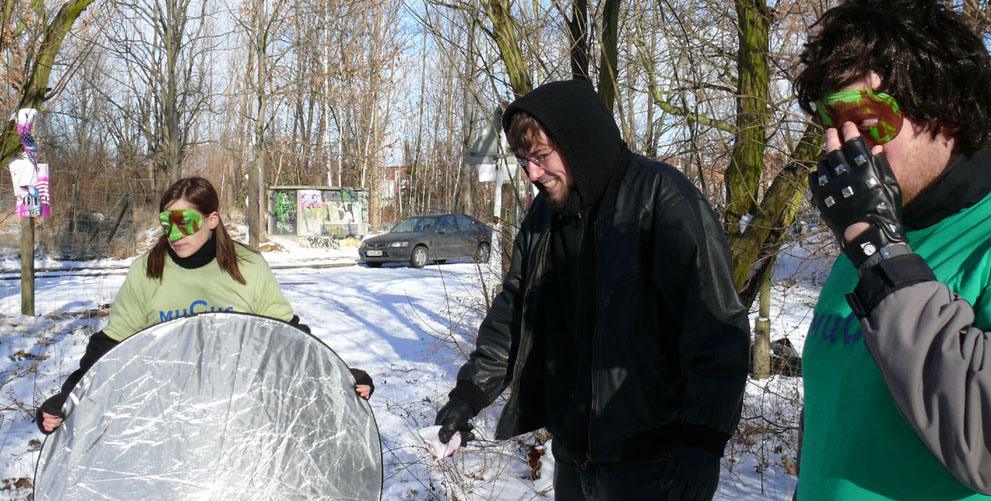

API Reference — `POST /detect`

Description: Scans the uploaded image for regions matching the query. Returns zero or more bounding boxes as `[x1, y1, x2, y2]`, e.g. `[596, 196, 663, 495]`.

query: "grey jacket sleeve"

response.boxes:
[848, 253, 991, 495]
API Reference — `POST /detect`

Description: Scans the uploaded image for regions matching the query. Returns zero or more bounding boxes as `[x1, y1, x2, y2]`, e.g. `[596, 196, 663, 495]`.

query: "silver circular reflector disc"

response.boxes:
[35, 312, 382, 500]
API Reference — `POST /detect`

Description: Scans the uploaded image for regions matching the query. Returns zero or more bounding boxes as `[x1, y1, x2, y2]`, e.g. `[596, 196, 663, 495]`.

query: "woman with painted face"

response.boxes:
[36, 177, 372, 435]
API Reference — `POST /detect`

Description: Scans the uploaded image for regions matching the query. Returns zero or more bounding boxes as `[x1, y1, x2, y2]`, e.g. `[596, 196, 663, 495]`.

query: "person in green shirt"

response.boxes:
[37, 177, 372, 434]
[794, 1, 991, 499]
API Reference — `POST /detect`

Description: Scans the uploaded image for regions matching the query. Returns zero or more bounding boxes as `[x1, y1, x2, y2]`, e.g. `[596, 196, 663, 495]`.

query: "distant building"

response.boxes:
[267, 186, 370, 247]
[379, 166, 407, 224]
[380, 166, 406, 202]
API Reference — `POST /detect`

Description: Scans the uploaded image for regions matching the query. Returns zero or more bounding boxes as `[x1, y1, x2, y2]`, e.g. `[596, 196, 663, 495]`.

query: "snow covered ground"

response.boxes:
[0, 233, 830, 500]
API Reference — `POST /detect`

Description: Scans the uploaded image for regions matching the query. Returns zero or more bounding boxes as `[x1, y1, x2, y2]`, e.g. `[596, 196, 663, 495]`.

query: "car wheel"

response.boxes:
[365, 262, 383, 268]
[474, 242, 491, 263]
[410, 246, 428, 268]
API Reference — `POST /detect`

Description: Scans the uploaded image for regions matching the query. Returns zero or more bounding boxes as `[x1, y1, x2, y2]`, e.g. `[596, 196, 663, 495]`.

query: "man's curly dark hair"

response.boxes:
[795, 0, 991, 155]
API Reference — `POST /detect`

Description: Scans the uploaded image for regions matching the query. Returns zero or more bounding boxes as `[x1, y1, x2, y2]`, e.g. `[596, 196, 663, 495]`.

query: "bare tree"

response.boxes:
[94, 0, 218, 194]
[1, 0, 97, 167]
[230, 0, 295, 246]
[331, 0, 404, 229]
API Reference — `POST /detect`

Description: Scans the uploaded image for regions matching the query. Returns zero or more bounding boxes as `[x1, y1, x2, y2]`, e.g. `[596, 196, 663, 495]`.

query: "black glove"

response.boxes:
[289, 315, 311, 334]
[809, 136, 907, 270]
[434, 397, 476, 444]
[34, 330, 118, 435]
[35, 394, 66, 435]
[667, 446, 721, 501]
[349, 368, 374, 397]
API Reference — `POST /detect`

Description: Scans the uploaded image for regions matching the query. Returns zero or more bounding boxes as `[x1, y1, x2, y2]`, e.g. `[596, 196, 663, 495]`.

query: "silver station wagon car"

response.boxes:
[358, 214, 492, 268]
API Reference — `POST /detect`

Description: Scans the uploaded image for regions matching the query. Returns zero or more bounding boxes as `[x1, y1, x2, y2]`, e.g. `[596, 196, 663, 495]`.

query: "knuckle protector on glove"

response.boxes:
[809, 137, 906, 268]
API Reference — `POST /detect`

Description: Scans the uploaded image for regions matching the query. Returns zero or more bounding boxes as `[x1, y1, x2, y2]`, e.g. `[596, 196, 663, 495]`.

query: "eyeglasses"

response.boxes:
[815, 89, 904, 146]
[516, 150, 554, 172]
[159, 209, 203, 242]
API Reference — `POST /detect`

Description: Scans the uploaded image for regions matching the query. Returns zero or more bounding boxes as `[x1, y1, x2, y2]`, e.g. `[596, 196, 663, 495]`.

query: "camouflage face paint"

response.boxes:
[816, 90, 904, 146]
[159, 209, 203, 242]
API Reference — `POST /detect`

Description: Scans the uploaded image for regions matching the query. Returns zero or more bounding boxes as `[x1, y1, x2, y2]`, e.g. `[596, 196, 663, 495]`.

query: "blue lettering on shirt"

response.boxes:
[809, 312, 865, 347]
[808, 313, 826, 342]
[842, 315, 861, 345]
[822, 315, 840, 343]
[159, 300, 233, 322]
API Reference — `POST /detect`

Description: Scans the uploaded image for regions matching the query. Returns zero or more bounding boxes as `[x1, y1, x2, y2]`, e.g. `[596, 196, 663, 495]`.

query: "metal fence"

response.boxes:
[1, 172, 141, 263]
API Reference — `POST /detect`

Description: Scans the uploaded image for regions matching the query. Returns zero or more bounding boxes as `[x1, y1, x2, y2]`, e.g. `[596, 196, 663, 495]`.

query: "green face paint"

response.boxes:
[159, 209, 203, 242]
[816, 90, 904, 146]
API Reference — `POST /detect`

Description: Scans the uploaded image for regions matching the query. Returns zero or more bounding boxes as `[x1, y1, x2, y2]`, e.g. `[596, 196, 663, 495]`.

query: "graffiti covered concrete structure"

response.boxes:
[268, 186, 369, 246]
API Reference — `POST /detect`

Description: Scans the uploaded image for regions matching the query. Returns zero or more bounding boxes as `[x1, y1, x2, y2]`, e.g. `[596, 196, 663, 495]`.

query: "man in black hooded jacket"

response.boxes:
[433, 80, 750, 500]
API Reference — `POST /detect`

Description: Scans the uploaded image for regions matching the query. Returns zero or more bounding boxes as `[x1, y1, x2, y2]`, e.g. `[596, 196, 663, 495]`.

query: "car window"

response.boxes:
[437, 216, 456, 232]
[416, 218, 437, 232]
[455, 216, 473, 232]
[393, 217, 435, 233]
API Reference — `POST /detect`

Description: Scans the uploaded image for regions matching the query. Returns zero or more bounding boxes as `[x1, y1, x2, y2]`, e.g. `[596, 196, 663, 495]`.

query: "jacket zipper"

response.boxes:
[579, 209, 598, 470]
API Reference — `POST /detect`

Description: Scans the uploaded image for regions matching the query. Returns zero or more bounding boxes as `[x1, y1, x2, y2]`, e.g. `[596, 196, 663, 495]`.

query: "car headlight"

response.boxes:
[389, 241, 409, 248]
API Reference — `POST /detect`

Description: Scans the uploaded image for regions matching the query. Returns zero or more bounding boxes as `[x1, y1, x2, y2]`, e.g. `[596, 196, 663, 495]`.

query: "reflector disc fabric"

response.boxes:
[35, 312, 382, 500]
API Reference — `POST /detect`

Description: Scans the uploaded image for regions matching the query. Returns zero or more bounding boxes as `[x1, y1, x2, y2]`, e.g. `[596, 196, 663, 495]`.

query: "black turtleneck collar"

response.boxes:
[167, 234, 217, 269]
[903, 148, 991, 230]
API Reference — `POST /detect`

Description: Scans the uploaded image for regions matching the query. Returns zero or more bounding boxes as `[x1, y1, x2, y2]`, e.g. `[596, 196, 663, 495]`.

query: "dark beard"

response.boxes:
[544, 185, 571, 213]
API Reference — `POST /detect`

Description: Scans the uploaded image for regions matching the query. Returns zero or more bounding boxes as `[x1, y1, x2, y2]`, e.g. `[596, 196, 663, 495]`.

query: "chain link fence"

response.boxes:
[1, 170, 146, 264]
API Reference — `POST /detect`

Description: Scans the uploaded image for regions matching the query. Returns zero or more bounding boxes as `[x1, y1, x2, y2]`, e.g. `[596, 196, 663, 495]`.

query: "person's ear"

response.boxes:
[208, 212, 220, 231]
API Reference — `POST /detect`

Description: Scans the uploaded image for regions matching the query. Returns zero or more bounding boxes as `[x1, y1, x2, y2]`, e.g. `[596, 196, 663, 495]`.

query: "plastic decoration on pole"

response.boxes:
[34, 313, 383, 500]
[9, 108, 50, 218]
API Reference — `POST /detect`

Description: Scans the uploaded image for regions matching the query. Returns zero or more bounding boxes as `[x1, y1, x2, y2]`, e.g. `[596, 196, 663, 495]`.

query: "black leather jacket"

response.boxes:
[450, 152, 751, 463]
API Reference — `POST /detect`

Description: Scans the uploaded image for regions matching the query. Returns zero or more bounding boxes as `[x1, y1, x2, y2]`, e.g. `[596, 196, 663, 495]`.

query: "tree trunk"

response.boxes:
[728, 125, 821, 308]
[724, 0, 770, 304]
[0, 0, 96, 167]
[458, 18, 476, 215]
[725, 0, 770, 238]
[568, 0, 589, 81]
[485, 0, 532, 97]
[249, 0, 267, 248]
[596, 0, 620, 112]
[367, 102, 381, 230]
[164, 0, 182, 183]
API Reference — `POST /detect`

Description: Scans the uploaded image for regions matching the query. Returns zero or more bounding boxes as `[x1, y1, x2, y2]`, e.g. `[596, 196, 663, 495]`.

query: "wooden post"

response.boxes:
[500, 182, 514, 278]
[753, 263, 771, 379]
[20, 216, 35, 315]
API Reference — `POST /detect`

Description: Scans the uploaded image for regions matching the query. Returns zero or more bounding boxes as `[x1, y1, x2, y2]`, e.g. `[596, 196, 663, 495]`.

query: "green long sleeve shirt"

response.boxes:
[799, 191, 991, 500]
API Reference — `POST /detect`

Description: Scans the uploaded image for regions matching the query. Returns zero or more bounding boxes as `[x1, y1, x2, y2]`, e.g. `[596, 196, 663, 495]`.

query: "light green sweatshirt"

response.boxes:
[103, 244, 294, 341]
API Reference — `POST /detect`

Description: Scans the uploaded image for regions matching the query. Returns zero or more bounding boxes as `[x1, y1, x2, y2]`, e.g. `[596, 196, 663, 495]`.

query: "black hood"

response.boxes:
[502, 80, 624, 211]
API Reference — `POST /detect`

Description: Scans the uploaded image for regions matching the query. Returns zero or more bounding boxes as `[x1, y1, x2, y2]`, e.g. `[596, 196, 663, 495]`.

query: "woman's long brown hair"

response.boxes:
[146, 177, 246, 284]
